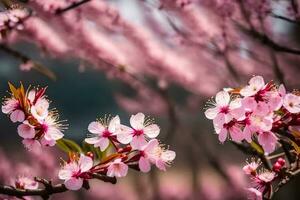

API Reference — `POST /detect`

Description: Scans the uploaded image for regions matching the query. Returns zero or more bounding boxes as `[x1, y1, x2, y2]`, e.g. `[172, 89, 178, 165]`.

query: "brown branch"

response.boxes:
[0, 44, 56, 80]
[235, 22, 300, 55]
[0, 173, 117, 199]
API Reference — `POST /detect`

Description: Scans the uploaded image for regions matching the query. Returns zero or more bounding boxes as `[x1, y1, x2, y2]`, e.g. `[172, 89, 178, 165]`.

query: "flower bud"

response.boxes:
[86, 151, 94, 160]
[277, 158, 285, 166]
[272, 162, 282, 173]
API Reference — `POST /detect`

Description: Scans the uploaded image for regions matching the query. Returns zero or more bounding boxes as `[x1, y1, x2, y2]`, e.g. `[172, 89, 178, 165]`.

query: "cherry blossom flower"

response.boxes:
[85, 116, 120, 151]
[107, 158, 128, 178]
[117, 113, 160, 150]
[205, 91, 245, 123]
[240, 76, 266, 97]
[139, 139, 176, 172]
[15, 176, 39, 190]
[30, 98, 49, 121]
[214, 119, 244, 143]
[283, 93, 300, 114]
[39, 114, 64, 146]
[58, 155, 93, 191]
[243, 160, 260, 175]
[1, 97, 25, 123]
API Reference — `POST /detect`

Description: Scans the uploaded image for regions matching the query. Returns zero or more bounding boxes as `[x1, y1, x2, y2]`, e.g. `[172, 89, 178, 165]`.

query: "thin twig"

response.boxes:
[55, 0, 91, 14]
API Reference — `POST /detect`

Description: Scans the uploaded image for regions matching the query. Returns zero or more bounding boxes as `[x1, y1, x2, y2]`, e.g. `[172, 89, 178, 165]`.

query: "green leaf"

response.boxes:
[82, 142, 103, 161]
[56, 138, 82, 153]
[250, 141, 264, 155]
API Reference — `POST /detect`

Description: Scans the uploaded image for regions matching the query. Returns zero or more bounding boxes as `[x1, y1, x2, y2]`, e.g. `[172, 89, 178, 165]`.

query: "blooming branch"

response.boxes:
[0, 83, 176, 199]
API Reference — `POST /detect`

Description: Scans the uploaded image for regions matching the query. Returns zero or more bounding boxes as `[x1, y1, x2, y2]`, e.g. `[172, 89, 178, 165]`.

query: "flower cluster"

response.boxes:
[0, 9, 29, 36]
[59, 113, 176, 190]
[205, 76, 300, 154]
[1, 83, 65, 150]
[243, 158, 286, 200]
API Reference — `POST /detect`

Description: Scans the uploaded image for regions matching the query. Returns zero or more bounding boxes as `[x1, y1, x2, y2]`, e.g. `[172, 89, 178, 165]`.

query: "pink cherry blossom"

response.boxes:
[205, 91, 245, 123]
[243, 160, 260, 175]
[107, 158, 128, 178]
[117, 113, 160, 150]
[240, 76, 266, 97]
[17, 121, 35, 139]
[30, 98, 49, 121]
[15, 176, 39, 190]
[85, 116, 120, 151]
[1, 98, 25, 123]
[58, 155, 93, 191]
[257, 132, 277, 154]
[40, 115, 64, 144]
[139, 139, 176, 172]
[214, 119, 244, 143]
[283, 93, 300, 114]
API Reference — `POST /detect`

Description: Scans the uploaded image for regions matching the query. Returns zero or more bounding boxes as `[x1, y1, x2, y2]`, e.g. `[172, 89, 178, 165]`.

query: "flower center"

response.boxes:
[102, 130, 112, 138]
[133, 129, 144, 136]
[220, 106, 229, 114]
[41, 123, 49, 133]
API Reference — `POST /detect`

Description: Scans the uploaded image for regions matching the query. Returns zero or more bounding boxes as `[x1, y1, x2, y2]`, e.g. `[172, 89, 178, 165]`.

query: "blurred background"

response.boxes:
[1, 0, 300, 199]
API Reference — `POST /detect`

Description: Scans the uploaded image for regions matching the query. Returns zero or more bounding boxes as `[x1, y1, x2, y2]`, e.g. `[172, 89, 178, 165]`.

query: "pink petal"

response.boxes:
[88, 121, 105, 134]
[278, 84, 286, 97]
[131, 135, 147, 150]
[41, 137, 56, 146]
[243, 125, 252, 143]
[139, 157, 151, 172]
[130, 113, 145, 130]
[45, 127, 64, 140]
[230, 126, 244, 142]
[17, 123, 35, 139]
[258, 132, 277, 154]
[95, 137, 110, 151]
[215, 91, 230, 106]
[108, 115, 120, 133]
[144, 124, 160, 138]
[218, 128, 227, 143]
[242, 97, 257, 111]
[156, 159, 166, 171]
[64, 177, 83, 191]
[144, 139, 159, 152]
[79, 155, 93, 172]
[10, 110, 25, 123]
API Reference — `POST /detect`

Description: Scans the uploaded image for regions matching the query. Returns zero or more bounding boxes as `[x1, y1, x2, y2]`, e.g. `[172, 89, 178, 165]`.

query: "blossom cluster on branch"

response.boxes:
[205, 75, 300, 199]
[0, 83, 175, 198]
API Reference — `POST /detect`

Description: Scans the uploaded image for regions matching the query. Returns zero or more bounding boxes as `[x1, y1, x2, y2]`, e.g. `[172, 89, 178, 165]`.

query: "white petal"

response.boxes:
[79, 155, 93, 172]
[108, 115, 120, 133]
[215, 91, 230, 106]
[130, 113, 145, 130]
[88, 121, 105, 134]
[85, 136, 101, 145]
[144, 124, 160, 138]
[161, 150, 176, 162]
[204, 107, 218, 120]
[58, 169, 72, 180]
